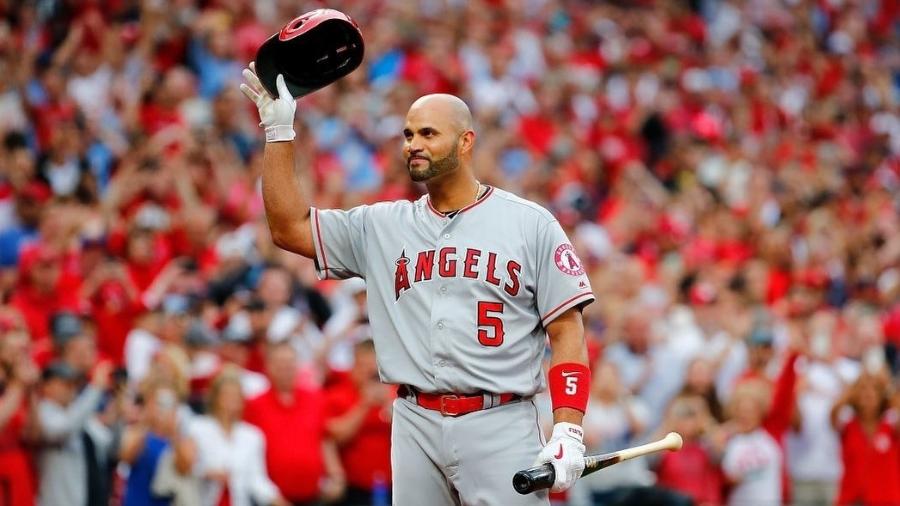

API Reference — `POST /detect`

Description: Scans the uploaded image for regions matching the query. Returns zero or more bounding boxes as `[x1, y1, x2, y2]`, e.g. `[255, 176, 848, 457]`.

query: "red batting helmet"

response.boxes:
[254, 8, 364, 99]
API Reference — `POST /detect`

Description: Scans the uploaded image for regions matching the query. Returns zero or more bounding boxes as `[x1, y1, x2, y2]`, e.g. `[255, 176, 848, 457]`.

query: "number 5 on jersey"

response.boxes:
[477, 301, 504, 346]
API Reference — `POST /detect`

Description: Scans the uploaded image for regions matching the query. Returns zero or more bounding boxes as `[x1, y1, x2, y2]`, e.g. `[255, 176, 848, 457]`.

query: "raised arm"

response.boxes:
[262, 142, 315, 256]
[240, 66, 316, 258]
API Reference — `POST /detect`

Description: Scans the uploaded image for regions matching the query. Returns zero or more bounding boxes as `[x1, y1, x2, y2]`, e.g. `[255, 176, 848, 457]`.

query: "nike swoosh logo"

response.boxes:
[561, 371, 581, 377]
[554, 444, 564, 460]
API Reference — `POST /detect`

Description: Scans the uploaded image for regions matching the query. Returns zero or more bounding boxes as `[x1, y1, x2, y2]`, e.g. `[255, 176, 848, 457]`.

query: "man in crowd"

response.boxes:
[36, 360, 114, 506]
[245, 341, 345, 504]
[325, 339, 393, 506]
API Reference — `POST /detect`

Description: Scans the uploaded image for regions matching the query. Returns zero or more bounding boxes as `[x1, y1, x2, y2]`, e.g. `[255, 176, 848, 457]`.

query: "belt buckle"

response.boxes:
[439, 395, 460, 416]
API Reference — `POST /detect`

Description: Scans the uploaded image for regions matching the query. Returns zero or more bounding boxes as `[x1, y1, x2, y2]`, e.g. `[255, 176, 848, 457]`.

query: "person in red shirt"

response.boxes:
[80, 255, 143, 364]
[122, 227, 171, 293]
[10, 243, 82, 344]
[831, 371, 900, 506]
[325, 339, 393, 506]
[0, 329, 40, 506]
[244, 341, 345, 505]
[654, 394, 722, 506]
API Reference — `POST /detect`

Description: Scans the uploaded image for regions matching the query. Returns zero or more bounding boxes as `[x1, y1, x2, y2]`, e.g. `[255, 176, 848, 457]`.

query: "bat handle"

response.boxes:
[512, 463, 555, 495]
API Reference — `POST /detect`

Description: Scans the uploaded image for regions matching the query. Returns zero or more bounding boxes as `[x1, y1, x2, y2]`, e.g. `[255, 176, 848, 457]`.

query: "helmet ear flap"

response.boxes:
[255, 8, 365, 99]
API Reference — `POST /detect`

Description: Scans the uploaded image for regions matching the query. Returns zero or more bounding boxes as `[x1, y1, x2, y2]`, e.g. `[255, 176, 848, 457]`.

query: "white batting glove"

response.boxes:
[534, 422, 586, 492]
[239, 62, 296, 143]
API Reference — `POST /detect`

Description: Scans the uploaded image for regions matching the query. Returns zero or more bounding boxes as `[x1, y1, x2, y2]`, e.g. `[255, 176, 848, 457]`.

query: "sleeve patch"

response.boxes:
[554, 243, 585, 276]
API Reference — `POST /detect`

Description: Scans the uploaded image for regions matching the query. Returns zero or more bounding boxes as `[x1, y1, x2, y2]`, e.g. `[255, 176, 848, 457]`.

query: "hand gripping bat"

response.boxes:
[513, 432, 684, 494]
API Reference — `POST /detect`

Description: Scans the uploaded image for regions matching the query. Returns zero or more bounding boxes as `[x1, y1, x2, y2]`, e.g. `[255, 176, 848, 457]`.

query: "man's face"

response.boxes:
[219, 341, 249, 366]
[42, 378, 76, 405]
[352, 348, 378, 383]
[258, 269, 292, 307]
[31, 259, 61, 291]
[266, 345, 297, 391]
[63, 335, 97, 374]
[402, 108, 462, 183]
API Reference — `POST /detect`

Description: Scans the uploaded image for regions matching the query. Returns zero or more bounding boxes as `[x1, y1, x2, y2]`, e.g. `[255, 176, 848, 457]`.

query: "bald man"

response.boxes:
[241, 68, 594, 505]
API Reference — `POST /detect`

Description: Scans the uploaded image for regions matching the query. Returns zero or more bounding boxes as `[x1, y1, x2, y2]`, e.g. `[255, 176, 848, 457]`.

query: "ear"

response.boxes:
[458, 130, 476, 155]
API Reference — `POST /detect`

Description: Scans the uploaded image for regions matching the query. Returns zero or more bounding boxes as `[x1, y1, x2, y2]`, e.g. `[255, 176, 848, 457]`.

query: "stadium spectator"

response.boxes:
[721, 379, 784, 506]
[0, 0, 897, 504]
[319, 278, 371, 373]
[786, 311, 856, 506]
[187, 366, 287, 506]
[831, 371, 900, 506]
[0, 328, 39, 506]
[654, 394, 723, 506]
[325, 339, 393, 506]
[572, 360, 654, 505]
[245, 341, 345, 505]
[48, 311, 100, 375]
[10, 243, 81, 344]
[35, 360, 114, 506]
[119, 380, 185, 506]
[217, 312, 270, 399]
[679, 356, 725, 423]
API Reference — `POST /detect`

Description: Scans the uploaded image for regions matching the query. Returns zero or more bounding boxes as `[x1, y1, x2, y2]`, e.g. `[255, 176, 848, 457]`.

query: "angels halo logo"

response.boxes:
[554, 244, 585, 276]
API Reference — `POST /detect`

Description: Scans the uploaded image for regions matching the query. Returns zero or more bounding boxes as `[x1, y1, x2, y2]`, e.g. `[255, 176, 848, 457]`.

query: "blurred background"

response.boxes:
[0, 0, 899, 505]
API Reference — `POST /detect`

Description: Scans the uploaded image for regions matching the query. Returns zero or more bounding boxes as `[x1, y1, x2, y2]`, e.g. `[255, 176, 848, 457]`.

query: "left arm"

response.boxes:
[530, 217, 595, 493]
[319, 439, 346, 502]
[532, 306, 591, 493]
[545, 306, 590, 426]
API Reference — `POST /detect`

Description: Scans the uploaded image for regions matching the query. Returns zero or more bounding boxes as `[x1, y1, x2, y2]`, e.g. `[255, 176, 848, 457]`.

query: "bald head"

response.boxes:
[403, 94, 476, 183]
[408, 94, 474, 135]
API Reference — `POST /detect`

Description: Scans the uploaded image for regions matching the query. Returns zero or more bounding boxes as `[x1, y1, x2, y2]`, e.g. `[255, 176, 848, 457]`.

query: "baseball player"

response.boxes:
[240, 67, 595, 505]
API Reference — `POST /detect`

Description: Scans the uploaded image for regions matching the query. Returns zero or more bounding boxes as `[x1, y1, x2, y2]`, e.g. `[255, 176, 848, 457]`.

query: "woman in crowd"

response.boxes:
[0, 329, 39, 506]
[830, 372, 900, 506]
[654, 394, 723, 505]
[679, 357, 724, 423]
[119, 378, 191, 506]
[187, 366, 288, 506]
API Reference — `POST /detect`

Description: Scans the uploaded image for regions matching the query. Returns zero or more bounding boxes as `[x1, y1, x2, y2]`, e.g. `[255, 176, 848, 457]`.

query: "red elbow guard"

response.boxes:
[548, 363, 591, 413]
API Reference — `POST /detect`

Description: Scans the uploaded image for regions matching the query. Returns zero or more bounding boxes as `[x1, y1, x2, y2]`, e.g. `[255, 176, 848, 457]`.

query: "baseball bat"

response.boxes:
[512, 431, 684, 495]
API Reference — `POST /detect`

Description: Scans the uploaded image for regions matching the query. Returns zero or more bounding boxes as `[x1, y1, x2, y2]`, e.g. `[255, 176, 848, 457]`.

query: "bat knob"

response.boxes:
[512, 471, 535, 495]
[512, 464, 555, 494]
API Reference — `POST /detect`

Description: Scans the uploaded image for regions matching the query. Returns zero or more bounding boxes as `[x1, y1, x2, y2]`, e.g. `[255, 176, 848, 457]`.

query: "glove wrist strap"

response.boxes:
[265, 125, 296, 143]
[551, 422, 584, 443]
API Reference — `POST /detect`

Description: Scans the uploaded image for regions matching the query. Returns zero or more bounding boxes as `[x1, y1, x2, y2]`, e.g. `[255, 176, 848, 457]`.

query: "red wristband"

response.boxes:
[548, 363, 591, 413]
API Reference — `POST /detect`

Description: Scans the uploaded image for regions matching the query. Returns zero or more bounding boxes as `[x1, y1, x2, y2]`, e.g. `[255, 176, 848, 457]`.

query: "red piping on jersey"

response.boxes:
[314, 208, 330, 279]
[541, 291, 594, 325]
[426, 199, 442, 216]
[426, 186, 494, 217]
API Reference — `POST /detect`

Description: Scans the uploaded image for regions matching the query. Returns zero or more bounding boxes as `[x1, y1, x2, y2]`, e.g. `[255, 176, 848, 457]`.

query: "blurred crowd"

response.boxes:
[0, 0, 898, 505]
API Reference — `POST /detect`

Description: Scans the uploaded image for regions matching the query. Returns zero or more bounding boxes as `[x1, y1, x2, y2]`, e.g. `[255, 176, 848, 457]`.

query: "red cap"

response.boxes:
[18, 181, 52, 203]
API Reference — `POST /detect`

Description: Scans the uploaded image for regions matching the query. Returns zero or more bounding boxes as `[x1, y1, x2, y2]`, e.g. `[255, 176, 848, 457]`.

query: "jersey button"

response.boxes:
[437, 321, 445, 330]
[443, 233, 451, 239]
[439, 286, 448, 294]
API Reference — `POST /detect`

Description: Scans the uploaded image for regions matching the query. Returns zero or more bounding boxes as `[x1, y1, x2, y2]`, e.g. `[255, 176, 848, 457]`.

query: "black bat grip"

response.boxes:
[512, 463, 555, 495]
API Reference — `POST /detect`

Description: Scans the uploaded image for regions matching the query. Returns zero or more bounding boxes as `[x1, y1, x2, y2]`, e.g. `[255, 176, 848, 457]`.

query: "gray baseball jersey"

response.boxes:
[310, 186, 594, 396]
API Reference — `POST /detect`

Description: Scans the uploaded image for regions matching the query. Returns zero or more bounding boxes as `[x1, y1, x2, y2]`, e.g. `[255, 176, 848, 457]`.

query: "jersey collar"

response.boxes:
[426, 185, 494, 218]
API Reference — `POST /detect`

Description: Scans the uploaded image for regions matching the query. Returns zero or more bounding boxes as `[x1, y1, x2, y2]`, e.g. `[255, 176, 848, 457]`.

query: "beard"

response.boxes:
[407, 143, 460, 182]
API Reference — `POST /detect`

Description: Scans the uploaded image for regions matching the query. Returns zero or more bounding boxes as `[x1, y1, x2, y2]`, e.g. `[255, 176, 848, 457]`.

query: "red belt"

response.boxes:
[400, 386, 521, 417]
